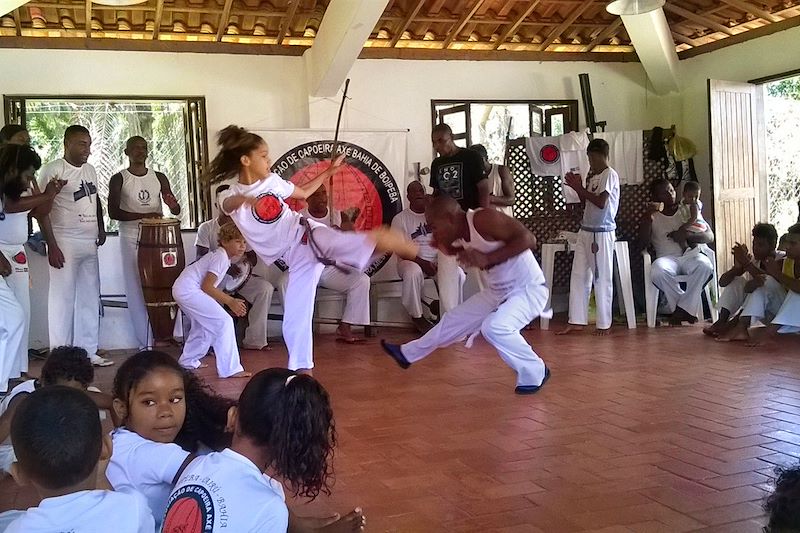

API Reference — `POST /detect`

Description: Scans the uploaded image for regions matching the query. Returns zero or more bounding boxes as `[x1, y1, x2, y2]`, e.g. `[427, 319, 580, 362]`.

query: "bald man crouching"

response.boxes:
[381, 195, 551, 395]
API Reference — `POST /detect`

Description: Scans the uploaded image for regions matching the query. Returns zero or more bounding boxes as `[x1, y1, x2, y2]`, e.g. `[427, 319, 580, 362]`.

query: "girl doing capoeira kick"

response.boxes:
[209, 125, 418, 372]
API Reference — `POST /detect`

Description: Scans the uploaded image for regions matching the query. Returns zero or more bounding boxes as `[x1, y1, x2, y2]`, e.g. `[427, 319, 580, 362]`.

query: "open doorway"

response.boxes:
[765, 75, 800, 237]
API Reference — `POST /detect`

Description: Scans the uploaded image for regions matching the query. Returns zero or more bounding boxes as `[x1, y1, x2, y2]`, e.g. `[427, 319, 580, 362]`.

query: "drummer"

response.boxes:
[108, 136, 181, 350]
[196, 184, 276, 351]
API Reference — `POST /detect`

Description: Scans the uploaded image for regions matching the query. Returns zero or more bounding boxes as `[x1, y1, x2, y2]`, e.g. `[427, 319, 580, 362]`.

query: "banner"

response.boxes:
[253, 129, 408, 274]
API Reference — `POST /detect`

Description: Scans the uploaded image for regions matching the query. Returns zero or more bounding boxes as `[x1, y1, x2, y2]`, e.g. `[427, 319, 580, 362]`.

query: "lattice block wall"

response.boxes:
[507, 134, 679, 303]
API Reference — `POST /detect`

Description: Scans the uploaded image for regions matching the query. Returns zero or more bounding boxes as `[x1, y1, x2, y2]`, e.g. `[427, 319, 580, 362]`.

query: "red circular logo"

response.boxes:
[539, 144, 561, 164]
[252, 193, 284, 224]
[13, 251, 26, 265]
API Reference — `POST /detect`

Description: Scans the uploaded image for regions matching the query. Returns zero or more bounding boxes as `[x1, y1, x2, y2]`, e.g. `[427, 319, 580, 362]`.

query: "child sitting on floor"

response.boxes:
[5, 386, 154, 532]
[173, 222, 251, 379]
[162, 368, 365, 532]
[0, 346, 116, 477]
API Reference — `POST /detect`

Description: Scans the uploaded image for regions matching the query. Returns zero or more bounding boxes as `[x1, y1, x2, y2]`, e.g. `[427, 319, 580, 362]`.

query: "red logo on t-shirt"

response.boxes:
[12, 251, 26, 265]
[163, 484, 214, 533]
[539, 144, 560, 164]
[252, 193, 284, 224]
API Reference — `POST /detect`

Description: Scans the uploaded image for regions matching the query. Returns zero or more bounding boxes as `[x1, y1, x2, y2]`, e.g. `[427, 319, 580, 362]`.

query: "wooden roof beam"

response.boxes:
[663, 3, 736, 36]
[13, 7, 22, 36]
[538, 0, 594, 51]
[277, 0, 301, 45]
[390, 0, 425, 47]
[84, 0, 91, 38]
[215, 0, 234, 41]
[442, 0, 485, 49]
[152, 0, 164, 39]
[493, 0, 541, 50]
[580, 17, 622, 52]
[670, 30, 701, 48]
[718, 0, 780, 23]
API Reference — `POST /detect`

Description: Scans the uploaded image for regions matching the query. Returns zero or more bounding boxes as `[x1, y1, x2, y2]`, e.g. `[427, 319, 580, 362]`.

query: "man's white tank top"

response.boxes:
[488, 164, 513, 217]
[455, 209, 544, 296]
[118, 169, 162, 238]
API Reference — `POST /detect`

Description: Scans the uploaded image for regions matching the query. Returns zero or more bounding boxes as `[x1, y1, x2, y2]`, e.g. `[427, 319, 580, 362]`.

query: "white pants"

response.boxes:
[719, 276, 748, 314]
[402, 283, 548, 387]
[174, 288, 243, 378]
[48, 237, 100, 357]
[280, 224, 376, 370]
[651, 252, 714, 315]
[0, 245, 29, 381]
[0, 274, 26, 393]
[319, 265, 370, 326]
[773, 290, 800, 332]
[396, 259, 465, 319]
[741, 276, 786, 324]
[237, 274, 275, 348]
[436, 252, 464, 314]
[120, 234, 152, 350]
[568, 229, 615, 329]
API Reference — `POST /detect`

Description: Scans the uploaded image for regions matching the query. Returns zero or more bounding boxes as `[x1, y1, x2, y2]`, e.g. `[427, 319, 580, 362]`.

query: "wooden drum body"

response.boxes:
[137, 218, 185, 341]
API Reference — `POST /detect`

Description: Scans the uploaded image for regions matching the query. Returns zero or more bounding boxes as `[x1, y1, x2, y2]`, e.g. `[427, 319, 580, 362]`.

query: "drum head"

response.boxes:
[222, 261, 252, 293]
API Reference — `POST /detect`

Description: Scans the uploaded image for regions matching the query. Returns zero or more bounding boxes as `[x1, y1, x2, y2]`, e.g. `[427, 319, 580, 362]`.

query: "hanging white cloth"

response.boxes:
[594, 131, 644, 185]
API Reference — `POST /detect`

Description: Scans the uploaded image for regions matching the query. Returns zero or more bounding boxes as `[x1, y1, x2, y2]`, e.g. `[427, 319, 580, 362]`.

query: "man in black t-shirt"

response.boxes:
[429, 123, 489, 211]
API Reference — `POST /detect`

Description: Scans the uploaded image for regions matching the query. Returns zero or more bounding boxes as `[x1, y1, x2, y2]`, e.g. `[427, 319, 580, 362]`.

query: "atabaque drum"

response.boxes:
[137, 217, 185, 342]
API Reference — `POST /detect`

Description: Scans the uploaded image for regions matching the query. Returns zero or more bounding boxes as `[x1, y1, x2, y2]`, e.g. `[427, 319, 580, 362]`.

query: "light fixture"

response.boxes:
[92, 0, 148, 6]
[606, 0, 665, 15]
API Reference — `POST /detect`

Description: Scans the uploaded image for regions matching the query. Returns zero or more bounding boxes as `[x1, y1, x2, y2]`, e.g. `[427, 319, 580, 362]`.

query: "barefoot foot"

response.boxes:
[224, 370, 252, 379]
[555, 324, 585, 336]
[593, 328, 611, 336]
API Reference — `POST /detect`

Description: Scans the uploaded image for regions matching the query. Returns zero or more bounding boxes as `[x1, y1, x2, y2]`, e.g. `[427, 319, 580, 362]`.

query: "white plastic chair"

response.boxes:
[642, 246, 719, 328]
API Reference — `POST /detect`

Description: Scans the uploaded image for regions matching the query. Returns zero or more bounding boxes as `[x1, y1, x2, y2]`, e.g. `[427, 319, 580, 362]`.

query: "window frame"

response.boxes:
[3, 94, 210, 232]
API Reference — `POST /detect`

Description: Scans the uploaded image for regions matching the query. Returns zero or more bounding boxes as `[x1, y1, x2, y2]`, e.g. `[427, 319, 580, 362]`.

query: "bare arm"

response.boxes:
[718, 265, 745, 287]
[157, 172, 181, 215]
[108, 173, 161, 221]
[476, 179, 491, 209]
[201, 273, 247, 316]
[458, 209, 535, 268]
[0, 394, 27, 443]
[96, 199, 106, 246]
[766, 259, 800, 293]
[489, 166, 515, 207]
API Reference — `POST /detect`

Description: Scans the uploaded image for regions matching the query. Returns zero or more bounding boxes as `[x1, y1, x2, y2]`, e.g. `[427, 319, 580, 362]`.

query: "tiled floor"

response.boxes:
[3, 321, 800, 532]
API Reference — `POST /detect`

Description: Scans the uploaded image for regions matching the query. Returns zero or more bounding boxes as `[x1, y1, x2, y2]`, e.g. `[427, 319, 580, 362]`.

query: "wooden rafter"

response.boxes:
[13, 8, 22, 36]
[277, 0, 301, 45]
[671, 30, 702, 47]
[84, 0, 91, 38]
[427, 0, 447, 16]
[493, 0, 541, 50]
[215, 0, 234, 42]
[538, 0, 594, 51]
[442, 0, 485, 49]
[497, 0, 518, 18]
[152, 0, 164, 39]
[580, 17, 622, 52]
[719, 0, 780, 23]
[663, 3, 736, 36]
[390, 0, 426, 47]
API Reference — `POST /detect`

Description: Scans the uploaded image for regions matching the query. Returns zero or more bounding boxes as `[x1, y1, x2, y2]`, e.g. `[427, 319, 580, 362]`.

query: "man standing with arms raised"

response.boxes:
[38, 125, 112, 366]
[429, 123, 490, 314]
[108, 136, 181, 350]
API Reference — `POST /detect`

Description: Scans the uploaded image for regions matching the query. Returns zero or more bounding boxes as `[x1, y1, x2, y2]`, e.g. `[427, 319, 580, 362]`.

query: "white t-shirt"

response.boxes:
[582, 167, 620, 232]
[195, 218, 222, 251]
[0, 380, 36, 468]
[107, 428, 190, 526]
[300, 207, 342, 228]
[5, 488, 154, 533]
[163, 448, 288, 533]
[391, 208, 437, 262]
[117, 169, 163, 239]
[218, 174, 302, 263]
[650, 209, 686, 258]
[37, 158, 99, 241]
[0, 192, 31, 246]
[173, 248, 230, 294]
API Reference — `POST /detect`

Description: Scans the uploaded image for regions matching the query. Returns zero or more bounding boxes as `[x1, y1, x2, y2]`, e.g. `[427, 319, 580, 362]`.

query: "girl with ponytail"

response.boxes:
[209, 125, 418, 373]
[162, 368, 365, 532]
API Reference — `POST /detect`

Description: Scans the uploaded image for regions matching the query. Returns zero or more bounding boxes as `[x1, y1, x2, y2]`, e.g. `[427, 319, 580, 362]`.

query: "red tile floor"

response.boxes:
[3, 320, 800, 532]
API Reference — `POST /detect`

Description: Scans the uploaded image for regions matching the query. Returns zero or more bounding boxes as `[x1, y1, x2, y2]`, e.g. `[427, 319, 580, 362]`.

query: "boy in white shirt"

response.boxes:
[558, 138, 620, 336]
[173, 222, 251, 378]
[37, 125, 112, 366]
[5, 386, 154, 533]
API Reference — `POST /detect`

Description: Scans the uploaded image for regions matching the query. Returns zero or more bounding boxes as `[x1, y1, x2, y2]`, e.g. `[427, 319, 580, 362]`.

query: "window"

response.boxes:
[3, 95, 209, 232]
[431, 99, 579, 163]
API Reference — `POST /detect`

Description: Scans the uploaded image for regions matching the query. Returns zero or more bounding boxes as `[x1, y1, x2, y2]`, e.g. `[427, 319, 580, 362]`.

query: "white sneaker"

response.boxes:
[90, 355, 114, 367]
